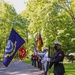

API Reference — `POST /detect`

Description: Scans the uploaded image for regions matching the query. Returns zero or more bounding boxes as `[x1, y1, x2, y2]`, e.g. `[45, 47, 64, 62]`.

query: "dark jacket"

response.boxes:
[49, 50, 65, 74]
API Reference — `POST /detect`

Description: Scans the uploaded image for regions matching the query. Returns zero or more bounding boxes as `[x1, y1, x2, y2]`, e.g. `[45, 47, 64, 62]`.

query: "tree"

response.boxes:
[21, 0, 75, 54]
[0, 1, 27, 60]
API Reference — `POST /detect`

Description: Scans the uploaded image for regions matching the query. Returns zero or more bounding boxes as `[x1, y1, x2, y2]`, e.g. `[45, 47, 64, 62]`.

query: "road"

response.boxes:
[0, 60, 43, 75]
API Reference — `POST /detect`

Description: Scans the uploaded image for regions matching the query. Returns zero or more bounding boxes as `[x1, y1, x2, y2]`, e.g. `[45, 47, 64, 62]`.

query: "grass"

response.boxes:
[22, 58, 32, 64]
[0, 53, 3, 61]
[23, 58, 75, 75]
[64, 62, 75, 75]
[49, 62, 75, 75]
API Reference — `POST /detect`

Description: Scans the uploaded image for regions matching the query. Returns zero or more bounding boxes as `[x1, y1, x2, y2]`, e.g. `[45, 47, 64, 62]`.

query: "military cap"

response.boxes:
[44, 47, 49, 51]
[54, 41, 62, 45]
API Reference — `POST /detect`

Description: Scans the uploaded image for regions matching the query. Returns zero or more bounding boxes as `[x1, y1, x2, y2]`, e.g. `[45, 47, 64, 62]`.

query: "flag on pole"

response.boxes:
[34, 45, 37, 54]
[19, 47, 26, 60]
[3, 28, 25, 67]
[36, 33, 43, 51]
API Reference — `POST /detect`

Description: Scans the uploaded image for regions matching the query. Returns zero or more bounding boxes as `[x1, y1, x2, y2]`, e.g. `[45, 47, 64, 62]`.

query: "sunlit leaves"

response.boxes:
[0, 2, 26, 54]
[21, 0, 75, 54]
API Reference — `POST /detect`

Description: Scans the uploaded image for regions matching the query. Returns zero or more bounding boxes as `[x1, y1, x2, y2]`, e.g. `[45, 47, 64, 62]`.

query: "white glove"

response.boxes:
[47, 58, 50, 61]
[41, 60, 44, 63]
[41, 59, 46, 63]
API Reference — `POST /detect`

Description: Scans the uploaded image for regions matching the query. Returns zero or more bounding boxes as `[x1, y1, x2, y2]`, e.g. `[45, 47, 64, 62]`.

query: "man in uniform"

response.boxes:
[33, 53, 37, 67]
[49, 41, 65, 75]
[37, 47, 49, 75]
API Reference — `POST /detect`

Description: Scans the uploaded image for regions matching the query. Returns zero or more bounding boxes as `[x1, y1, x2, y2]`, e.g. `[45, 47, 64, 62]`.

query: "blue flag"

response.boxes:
[3, 28, 25, 67]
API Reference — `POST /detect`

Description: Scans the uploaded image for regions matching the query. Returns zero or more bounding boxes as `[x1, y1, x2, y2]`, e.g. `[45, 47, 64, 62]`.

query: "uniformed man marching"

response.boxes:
[49, 41, 65, 75]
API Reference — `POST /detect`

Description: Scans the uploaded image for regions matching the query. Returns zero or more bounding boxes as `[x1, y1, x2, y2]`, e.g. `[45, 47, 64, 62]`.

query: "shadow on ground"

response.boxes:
[0, 60, 43, 75]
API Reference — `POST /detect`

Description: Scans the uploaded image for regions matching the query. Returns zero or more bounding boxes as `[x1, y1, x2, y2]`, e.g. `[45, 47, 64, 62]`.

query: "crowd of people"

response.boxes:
[30, 41, 65, 75]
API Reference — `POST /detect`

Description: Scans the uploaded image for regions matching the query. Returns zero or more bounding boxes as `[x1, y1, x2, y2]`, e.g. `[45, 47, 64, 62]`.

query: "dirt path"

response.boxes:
[0, 60, 43, 75]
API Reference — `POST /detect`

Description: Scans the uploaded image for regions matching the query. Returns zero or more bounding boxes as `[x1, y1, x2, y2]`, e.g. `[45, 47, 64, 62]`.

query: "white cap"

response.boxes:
[54, 41, 62, 45]
[44, 47, 49, 51]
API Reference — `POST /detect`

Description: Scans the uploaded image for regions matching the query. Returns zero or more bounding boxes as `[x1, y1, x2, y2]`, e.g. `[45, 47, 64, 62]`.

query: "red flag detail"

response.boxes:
[19, 47, 26, 60]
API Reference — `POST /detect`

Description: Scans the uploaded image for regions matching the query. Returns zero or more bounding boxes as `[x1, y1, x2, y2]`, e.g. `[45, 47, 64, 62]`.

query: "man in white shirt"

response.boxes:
[37, 47, 49, 75]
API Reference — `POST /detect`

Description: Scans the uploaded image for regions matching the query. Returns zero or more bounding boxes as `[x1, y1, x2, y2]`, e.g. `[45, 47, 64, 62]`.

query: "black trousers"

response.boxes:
[54, 74, 64, 75]
[33, 59, 37, 67]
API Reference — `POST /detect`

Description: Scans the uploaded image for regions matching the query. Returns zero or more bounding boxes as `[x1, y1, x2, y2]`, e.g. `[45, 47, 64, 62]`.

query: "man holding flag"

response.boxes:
[37, 47, 50, 75]
[3, 28, 25, 67]
[36, 32, 51, 75]
[35, 32, 43, 69]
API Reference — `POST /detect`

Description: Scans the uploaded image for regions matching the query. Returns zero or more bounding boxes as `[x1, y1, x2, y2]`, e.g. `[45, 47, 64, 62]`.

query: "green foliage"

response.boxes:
[0, 1, 27, 59]
[21, 0, 75, 55]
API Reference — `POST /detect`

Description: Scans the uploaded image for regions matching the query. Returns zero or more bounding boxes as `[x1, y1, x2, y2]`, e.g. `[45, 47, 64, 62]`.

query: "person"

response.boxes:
[37, 55, 42, 70]
[31, 54, 34, 66]
[37, 47, 49, 75]
[49, 41, 65, 75]
[33, 53, 37, 67]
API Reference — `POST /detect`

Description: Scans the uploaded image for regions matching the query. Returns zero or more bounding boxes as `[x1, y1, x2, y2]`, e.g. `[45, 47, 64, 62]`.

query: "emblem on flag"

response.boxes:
[4, 40, 16, 57]
[3, 28, 25, 67]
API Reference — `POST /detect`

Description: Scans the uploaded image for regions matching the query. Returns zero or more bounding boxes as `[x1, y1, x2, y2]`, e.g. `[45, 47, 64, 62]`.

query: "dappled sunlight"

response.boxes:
[0, 60, 43, 75]
[0, 0, 75, 75]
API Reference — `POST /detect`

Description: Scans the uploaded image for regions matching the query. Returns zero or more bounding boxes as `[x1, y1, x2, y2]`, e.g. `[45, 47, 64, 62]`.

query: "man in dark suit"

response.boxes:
[49, 41, 65, 75]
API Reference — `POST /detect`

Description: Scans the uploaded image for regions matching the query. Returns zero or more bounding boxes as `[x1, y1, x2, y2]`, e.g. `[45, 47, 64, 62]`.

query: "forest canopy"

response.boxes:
[0, 0, 75, 57]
